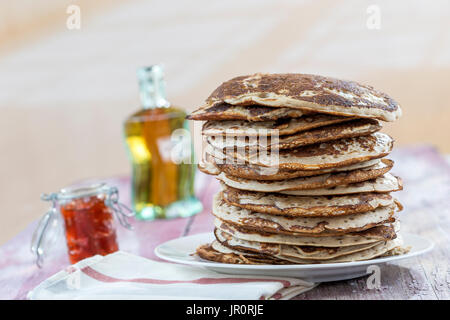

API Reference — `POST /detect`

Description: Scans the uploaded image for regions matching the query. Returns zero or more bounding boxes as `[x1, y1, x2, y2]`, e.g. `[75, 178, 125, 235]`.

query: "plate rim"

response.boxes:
[154, 232, 434, 270]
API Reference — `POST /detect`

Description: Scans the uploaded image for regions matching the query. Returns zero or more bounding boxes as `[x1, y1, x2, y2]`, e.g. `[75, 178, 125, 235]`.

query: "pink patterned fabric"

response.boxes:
[0, 145, 449, 299]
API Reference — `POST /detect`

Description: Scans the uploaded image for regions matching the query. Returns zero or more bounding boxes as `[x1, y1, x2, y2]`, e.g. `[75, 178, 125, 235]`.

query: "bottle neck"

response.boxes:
[139, 81, 170, 109]
[138, 65, 170, 109]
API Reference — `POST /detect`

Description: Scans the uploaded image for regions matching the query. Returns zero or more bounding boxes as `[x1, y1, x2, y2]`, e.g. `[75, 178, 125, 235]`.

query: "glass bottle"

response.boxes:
[123, 65, 202, 220]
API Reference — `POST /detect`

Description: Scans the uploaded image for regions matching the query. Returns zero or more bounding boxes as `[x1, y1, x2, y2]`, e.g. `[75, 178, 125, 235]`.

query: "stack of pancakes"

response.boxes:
[187, 73, 409, 264]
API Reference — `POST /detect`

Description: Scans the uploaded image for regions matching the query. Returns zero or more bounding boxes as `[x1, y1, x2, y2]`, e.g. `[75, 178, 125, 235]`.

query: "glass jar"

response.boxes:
[32, 183, 133, 266]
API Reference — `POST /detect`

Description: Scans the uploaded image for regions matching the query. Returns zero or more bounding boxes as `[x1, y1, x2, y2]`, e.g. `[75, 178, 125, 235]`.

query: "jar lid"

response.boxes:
[45, 183, 111, 201]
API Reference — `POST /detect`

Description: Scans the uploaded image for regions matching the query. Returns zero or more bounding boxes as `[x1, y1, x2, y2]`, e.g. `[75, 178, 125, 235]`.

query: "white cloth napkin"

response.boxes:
[28, 251, 317, 300]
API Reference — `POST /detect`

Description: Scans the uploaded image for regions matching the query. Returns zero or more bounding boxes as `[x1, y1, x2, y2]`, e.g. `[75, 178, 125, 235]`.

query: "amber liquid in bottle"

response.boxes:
[124, 66, 202, 220]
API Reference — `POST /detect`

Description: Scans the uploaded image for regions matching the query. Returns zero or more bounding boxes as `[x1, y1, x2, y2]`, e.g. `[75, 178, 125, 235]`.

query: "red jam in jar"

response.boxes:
[60, 193, 118, 264]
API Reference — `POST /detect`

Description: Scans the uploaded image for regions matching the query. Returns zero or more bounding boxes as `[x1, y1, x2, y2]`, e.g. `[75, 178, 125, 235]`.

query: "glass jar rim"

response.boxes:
[58, 183, 111, 201]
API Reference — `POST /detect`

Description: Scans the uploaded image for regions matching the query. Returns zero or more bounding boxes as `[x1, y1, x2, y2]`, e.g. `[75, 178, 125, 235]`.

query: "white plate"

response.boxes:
[155, 232, 434, 282]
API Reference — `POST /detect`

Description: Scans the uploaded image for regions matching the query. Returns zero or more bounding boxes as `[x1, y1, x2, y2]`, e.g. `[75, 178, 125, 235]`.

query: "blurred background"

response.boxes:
[0, 0, 449, 245]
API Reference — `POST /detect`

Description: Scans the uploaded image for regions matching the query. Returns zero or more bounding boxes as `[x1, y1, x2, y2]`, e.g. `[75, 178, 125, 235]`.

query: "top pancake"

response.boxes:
[201, 73, 401, 122]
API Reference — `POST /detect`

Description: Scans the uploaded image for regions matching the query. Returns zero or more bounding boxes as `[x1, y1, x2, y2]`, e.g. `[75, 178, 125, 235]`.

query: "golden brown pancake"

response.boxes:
[198, 237, 404, 264]
[202, 114, 354, 137]
[216, 159, 393, 192]
[202, 73, 401, 122]
[186, 102, 308, 121]
[279, 174, 403, 196]
[270, 237, 404, 264]
[215, 218, 398, 247]
[200, 153, 381, 181]
[206, 118, 382, 150]
[196, 243, 290, 265]
[212, 193, 397, 236]
[214, 228, 384, 260]
[222, 186, 396, 217]
[209, 132, 393, 170]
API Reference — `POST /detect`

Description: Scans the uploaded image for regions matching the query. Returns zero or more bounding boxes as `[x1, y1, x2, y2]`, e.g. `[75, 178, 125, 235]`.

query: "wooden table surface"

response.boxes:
[0, 145, 448, 300]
